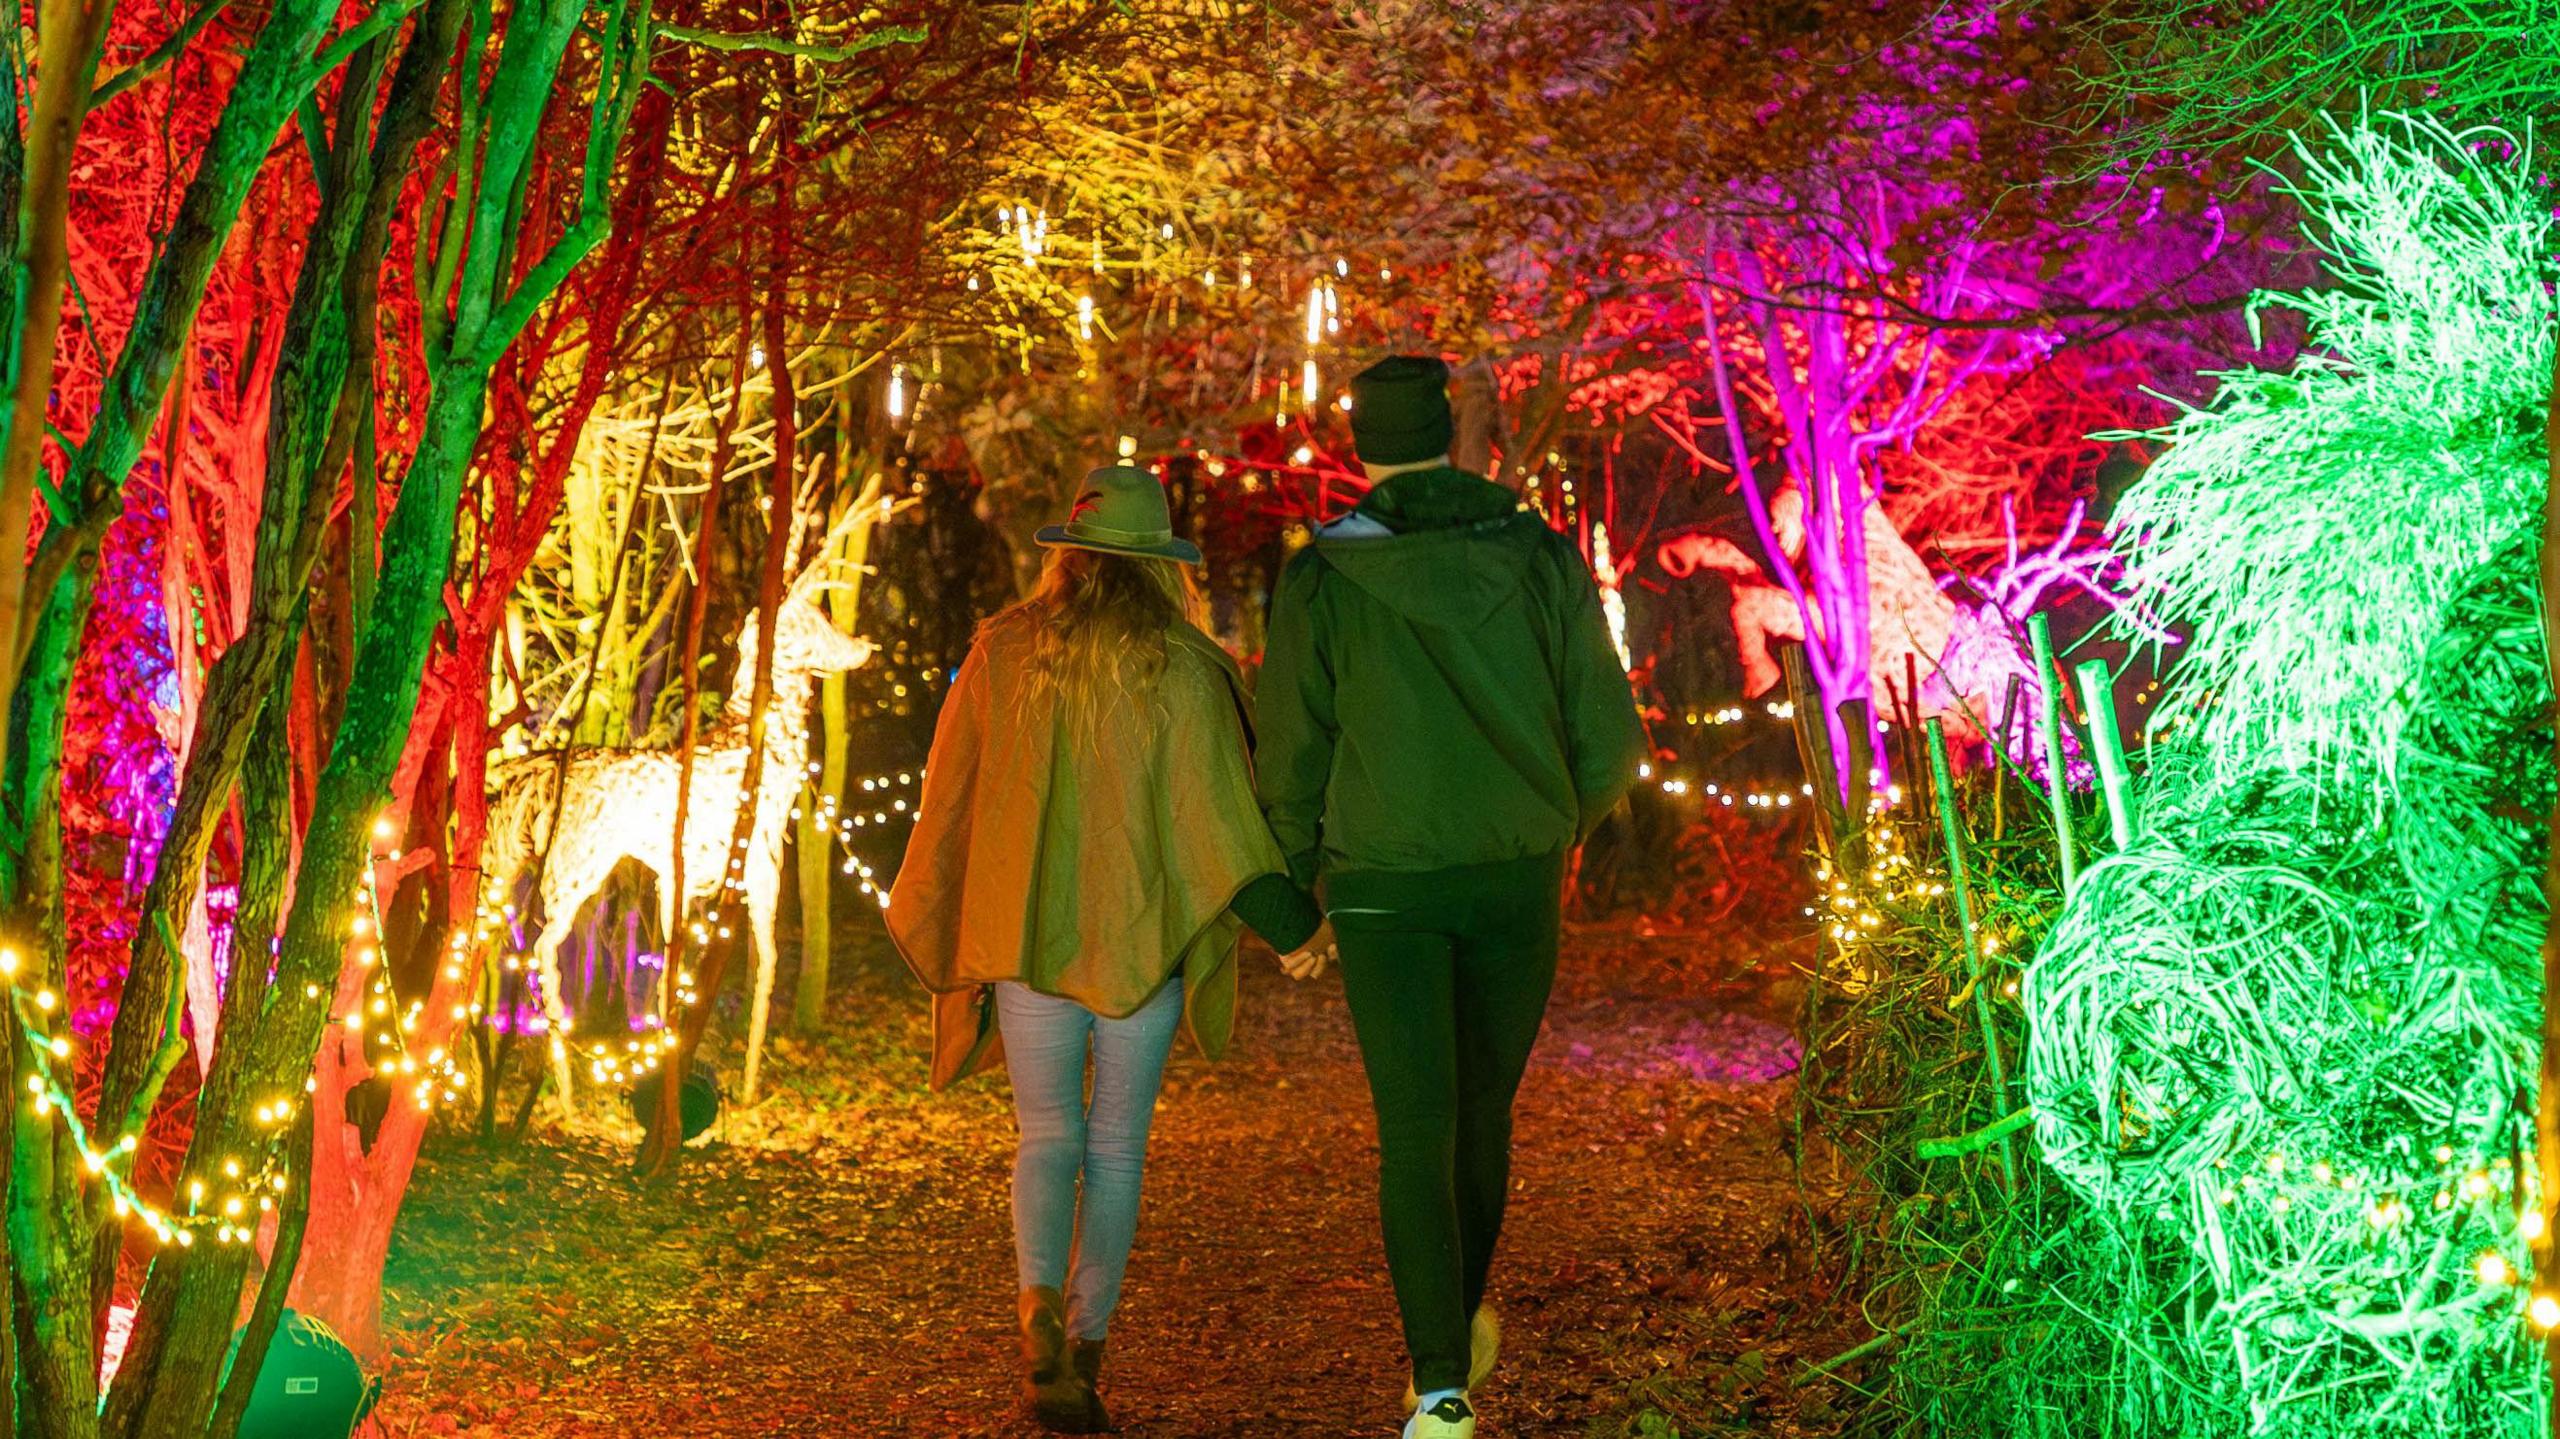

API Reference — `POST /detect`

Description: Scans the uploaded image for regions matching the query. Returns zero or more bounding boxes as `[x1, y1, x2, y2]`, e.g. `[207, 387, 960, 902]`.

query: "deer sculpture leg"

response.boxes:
[652, 873, 678, 1025]
[739, 833, 786, 1107]
[534, 854, 606, 1115]
[530, 905, 580, 1115]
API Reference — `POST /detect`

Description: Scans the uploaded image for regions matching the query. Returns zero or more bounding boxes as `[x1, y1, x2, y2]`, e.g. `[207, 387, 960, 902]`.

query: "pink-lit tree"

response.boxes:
[1675, 228, 2046, 789]
[1630, 0, 2267, 797]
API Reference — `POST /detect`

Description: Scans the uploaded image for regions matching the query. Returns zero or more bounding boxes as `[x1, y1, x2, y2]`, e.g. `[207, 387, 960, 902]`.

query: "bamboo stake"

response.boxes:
[1783, 642, 1840, 858]
[1926, 717, 2014, 1186]
[2028, 613, 2079, 892]
[1916, 1105, 2034, 1159]
[1839, 696, 1873, 863]
[2075, 657, 2138, 850]
[1901, 651, 1924, 798]
[1991, 673, 2023, 842]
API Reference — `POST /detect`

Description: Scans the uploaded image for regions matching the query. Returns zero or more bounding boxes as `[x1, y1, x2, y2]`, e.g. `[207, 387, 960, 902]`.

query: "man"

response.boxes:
[1258, 355, 1647, 1439]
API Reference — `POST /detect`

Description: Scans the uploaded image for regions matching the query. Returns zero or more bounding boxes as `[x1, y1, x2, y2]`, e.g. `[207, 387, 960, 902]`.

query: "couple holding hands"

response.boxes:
[889, 355, 1647, 1437]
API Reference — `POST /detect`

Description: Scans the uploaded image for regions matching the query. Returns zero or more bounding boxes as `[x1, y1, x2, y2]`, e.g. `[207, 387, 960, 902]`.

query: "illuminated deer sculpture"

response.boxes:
[485, 587, 873, 1083]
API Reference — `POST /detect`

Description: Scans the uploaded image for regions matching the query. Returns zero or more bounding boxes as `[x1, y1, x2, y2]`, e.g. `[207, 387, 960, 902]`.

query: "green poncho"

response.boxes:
[888, 612, 1285, 1088]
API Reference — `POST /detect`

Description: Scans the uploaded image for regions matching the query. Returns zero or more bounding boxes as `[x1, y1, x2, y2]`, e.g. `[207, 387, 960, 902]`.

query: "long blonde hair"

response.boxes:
[987, 545, 1209, 722]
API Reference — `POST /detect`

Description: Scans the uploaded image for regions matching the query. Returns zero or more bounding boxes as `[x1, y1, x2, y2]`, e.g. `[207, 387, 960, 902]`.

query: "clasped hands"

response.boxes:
[1277, 917, 1337, 980]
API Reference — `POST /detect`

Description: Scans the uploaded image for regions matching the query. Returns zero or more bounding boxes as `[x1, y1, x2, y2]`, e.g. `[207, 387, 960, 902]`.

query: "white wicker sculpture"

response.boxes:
[485, 593, 872, 1058]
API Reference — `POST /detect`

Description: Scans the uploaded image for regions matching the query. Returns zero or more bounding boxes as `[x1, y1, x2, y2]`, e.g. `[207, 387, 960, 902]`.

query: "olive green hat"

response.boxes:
[1035, 464, 1203, 565]
[1348, 354, 1454, 466]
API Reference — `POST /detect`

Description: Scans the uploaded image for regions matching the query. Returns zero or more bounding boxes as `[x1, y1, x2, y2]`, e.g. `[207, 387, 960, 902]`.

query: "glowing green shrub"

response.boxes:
[2105, 113, 2551, 800]
[2018, 111, 2553, 1438]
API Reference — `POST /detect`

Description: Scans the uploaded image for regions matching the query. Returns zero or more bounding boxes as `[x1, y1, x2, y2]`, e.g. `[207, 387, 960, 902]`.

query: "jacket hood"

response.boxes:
[1312, 467, 1547, 628]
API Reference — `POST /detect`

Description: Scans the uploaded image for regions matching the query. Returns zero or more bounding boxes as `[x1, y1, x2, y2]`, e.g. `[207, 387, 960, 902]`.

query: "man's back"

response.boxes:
[1256, 465, 1646, 885]
[1277, 355, 1651, 1439]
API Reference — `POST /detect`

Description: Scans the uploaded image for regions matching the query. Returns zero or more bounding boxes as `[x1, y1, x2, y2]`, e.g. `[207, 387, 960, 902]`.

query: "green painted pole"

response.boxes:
[1926, 717, 2014, 1186]
[2028, 613, 2079, 892]
[2075, 657, 2137, 850]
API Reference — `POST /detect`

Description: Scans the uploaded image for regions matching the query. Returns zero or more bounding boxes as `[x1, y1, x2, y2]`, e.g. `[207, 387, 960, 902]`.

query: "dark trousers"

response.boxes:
[1330, 851, 1563, 1394]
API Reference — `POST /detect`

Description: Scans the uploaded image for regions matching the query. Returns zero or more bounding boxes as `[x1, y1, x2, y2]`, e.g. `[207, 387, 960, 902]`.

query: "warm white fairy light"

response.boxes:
[5, 963, 296, 1247]
[794, 768, 920, 911]
[1592, 523, 1630, 670]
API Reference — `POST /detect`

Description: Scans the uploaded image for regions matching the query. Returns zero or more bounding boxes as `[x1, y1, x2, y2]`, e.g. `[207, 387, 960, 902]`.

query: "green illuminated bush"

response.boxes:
[1806, 111, 2553, 1439]
[2028, 111, 2553, 1438]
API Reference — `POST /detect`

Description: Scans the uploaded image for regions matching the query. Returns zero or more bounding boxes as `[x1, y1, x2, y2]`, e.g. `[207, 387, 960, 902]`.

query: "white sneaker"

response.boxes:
[1404, 1306, 1501, 1413]
[1403, 1395, 1476, 1439]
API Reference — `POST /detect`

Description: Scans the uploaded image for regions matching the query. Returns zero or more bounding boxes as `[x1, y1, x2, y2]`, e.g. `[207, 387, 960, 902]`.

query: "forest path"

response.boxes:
[372, 924, 1843, 1438]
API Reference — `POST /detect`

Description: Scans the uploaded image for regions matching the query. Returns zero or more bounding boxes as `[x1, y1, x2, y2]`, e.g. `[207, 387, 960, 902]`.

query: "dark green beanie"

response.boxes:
[1348, 355, 1454, 465]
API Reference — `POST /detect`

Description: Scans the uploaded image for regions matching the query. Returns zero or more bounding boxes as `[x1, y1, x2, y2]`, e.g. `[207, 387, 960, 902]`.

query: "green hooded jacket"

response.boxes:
[1256, 465, 1648, 885]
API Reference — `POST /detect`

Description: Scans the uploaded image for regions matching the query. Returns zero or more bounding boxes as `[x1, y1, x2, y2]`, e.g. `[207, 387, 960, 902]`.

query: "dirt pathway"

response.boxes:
[371, 925, 1846, 1438]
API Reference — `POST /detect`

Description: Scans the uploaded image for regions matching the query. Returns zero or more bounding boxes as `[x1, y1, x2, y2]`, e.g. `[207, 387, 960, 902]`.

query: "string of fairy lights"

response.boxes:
[799, 762, 918, 910]
[345, 816, 476, 1115]
[0, 810, 519, 1248]
[1643, 697, 1825, 809]
[0, 799, 716, 1247]
[5, 948, 291, 1248]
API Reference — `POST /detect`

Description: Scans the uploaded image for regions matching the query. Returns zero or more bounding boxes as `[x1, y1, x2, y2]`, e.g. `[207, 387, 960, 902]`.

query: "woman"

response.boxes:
[888, 464, 1334, 1433]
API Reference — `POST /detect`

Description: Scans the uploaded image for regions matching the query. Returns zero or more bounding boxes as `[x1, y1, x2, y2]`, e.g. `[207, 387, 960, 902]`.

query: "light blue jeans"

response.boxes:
[993, 977, 1184, 1341]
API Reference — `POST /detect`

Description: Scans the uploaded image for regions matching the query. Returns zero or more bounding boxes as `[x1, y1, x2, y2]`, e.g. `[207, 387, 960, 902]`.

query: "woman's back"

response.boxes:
[888, 561, 1285, 1079]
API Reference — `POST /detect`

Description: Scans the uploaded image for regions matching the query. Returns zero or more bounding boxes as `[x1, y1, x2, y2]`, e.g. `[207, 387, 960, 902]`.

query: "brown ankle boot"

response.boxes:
[1019, 1287, 1068, 1387]
[1070, 1339, 1109, 1431]
[1021, 1288, 1102, 1432]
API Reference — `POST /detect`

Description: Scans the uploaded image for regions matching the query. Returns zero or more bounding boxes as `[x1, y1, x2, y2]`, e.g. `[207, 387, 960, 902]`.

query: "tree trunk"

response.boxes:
[791, 671, 845, 1032]
[5, 550, 101, 1439]
[290, 633, 472, 1359]
[646, 275, 795, 1161]
[280, 0, 666, 1354]
[793, 475, 878, 1033]
[108, 369, 490, 1439]
[0, 0, 113, 798]
[0, 20, 359, 1400]
[644, 320, 755, 1045]
[227, 2, 489, 1365]
[8, 0, 350, 808]
[203, 1105, 314, 1439]
[0, 45, 19, 1417]
[89, 21, 447, 1358]
[739, 261, 801, 1110]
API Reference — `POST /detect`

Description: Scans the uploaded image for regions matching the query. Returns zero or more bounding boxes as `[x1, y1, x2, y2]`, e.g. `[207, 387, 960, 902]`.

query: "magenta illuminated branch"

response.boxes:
[1958, 495, 2179, 647]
